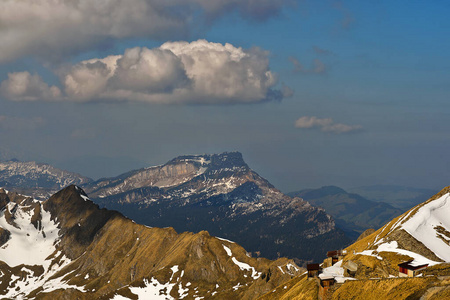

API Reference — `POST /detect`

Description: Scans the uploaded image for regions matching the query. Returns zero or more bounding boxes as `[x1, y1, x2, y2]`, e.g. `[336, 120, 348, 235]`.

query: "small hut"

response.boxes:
[326, 249, 347, 266]
[398, 260, 428, 277]
[307, 263, 321, 278]
[318, 274, 335, 299]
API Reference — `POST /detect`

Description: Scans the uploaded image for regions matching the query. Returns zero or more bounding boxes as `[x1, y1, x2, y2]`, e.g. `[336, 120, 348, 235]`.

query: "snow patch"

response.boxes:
[231, 257, 261, 279]
[114, 277, 177, 300]
[216, 236, 235, 243]
[319, 260, 357, 284]
[376, 241, 440, 266]
[0, 202, 60, 268]
[223, 245, 232, 256]
[401, 193, 450, 262]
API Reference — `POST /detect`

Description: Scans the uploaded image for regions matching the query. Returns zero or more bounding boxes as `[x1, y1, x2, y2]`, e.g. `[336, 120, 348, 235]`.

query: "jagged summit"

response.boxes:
[0, 186, 300, 299]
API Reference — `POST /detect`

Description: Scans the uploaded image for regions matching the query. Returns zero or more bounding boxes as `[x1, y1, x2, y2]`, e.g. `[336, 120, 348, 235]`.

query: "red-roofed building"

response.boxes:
[398, 260, 428, 277]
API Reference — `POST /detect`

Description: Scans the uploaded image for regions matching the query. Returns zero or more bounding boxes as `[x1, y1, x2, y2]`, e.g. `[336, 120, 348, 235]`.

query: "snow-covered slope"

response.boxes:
[364, 188, 450, 264]
[0, 189, 81, 298]
[342, 186, 450, 279]
[263, 187, 450, 300]
[400, 192, 450, 261]
[0, 186, 300, 299]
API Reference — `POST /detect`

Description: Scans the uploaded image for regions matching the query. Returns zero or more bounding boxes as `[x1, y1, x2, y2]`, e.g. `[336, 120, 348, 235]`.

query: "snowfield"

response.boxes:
[0, 202, 60, 268]
[401, 193, 450, 262]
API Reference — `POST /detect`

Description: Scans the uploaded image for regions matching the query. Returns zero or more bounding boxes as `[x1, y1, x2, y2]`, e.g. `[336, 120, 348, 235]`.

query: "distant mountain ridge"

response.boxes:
[0, 159, 92, 199]
[288, 186, 404, 240]
[83, 152, 351, 263]
[0, 185, 300, 299]
[348, 184, 437, 209]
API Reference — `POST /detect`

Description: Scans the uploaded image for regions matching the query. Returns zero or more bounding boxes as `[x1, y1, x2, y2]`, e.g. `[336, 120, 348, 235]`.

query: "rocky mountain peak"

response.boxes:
[165, 151, 249, 173]
[0, 186, 300, 299]
[84, 152, 348, 262]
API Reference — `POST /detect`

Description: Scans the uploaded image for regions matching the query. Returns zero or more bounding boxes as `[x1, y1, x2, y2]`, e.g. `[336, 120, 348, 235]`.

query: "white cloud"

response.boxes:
[0, 0, 292, 63]
[0, 72, 61, 101]
[2, 40, 287, 105]
[110, 47, 190, 94]
[295, 116, 362, 134]
[64, 56, 120, 101]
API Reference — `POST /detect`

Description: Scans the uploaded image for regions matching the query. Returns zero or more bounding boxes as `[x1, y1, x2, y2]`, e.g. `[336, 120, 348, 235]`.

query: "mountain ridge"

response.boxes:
[0, 160, 92, 200]
[0, 185, 301, 299]
[83, 152, 350, 263]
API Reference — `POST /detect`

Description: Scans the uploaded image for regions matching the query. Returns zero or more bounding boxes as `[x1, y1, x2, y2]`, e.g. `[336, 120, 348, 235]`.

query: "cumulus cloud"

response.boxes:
[295, 116, 362, 134]
[0, 72, 61, 101]
[289, 57, 327, 74]
[0, 0, 292, 63]
[1, 40, 288, 104]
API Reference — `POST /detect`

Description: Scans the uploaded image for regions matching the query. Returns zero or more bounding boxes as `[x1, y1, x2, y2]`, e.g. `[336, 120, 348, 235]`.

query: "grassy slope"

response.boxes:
[259, 187, 450, 300]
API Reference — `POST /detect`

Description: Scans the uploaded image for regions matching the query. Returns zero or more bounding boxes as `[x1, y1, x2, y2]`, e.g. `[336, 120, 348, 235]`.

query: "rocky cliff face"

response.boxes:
[0, 186, 300, 299]
[0, 160, 92, 199]
[84, 152, 350, 263]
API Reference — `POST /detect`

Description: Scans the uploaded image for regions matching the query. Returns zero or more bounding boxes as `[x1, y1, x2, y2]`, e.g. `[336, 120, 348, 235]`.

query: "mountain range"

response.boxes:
[0, 159, 92, 200]
[288, 186, 404, 239]
[1, 153, 450, 298]
[348, 185, 436, 210]
[2, 182, 450, 299]
[82, 152, 350, 263]
[0, 185, 301, 299]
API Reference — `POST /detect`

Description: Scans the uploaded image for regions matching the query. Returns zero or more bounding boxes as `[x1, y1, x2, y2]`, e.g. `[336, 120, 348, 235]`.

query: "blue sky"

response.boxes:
[0, 0, 449, 192]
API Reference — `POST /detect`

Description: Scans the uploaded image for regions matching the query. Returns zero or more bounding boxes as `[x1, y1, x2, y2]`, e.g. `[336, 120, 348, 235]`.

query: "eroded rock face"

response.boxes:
[84, 152, 350, 262]
[0, 228, 10, 246]
[0, 193, 9, 211]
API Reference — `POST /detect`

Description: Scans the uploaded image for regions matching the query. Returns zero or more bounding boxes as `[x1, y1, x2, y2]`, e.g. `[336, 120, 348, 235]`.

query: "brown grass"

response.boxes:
[331, 277, 437, 300]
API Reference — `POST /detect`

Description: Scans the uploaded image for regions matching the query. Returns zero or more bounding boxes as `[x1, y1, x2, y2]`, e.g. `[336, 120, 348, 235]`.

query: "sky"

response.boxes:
[0, 0, 449, 192]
